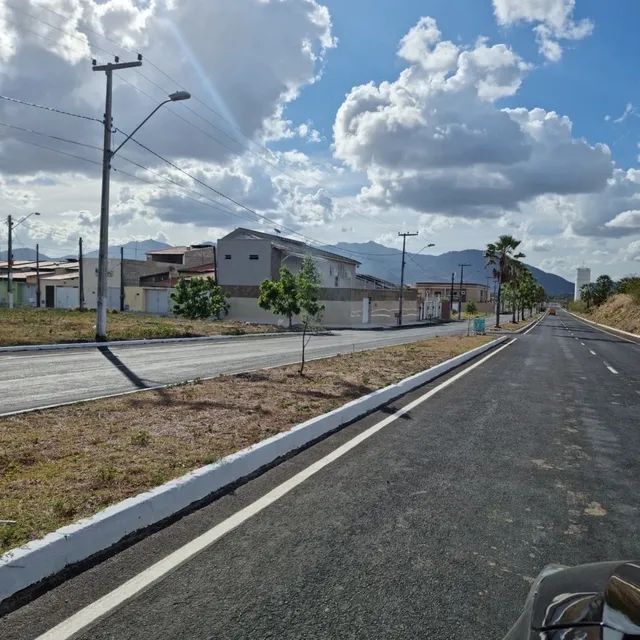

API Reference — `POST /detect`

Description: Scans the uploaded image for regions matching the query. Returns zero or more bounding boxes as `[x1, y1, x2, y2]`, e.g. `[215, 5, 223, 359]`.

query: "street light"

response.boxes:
[93, 84, 191, 341]
[6, 211, 40, 309]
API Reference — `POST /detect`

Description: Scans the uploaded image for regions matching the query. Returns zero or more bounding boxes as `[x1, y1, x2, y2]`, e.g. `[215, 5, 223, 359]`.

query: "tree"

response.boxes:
[297, 255, 324, 375]
[258, 256, 324, 373]
[484, 235, 525, 329]
[258, 267, 300, 328]
[592, 274, 615, 306]
[617, 276, 640, 304]
[580, 283, 595, 310]
[170, 277, 229, 320]
[465, 301, 477, 315]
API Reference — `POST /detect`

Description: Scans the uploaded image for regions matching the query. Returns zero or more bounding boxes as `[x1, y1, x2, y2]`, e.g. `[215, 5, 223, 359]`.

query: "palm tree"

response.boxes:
[484, 235, 525, 328]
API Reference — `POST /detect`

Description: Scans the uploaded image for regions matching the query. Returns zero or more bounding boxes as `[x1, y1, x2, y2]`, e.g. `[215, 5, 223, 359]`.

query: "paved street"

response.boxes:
[3, 310, 640, 639]
[0, 317, 511, 415]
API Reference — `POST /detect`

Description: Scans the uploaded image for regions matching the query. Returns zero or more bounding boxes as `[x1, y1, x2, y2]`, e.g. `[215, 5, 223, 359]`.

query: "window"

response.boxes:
[249, 254, 259, 260]
[334, 276, 339, 287]
[224, 254, 232, 260]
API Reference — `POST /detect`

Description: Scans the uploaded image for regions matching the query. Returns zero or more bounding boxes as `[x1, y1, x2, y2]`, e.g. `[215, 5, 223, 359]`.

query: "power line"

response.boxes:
[0, 94, 102, 123]
[6, 0, 368, 216]
[7, 136, 102, 167]
[121, 129, 391, 259]
[0, 120, 102, 151]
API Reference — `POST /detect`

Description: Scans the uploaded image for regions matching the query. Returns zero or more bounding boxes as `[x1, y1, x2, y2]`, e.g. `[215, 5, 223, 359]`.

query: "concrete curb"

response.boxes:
[0, 331, 302, 354]
[566, 311, 640, 341]
[0, 335, 507, 604]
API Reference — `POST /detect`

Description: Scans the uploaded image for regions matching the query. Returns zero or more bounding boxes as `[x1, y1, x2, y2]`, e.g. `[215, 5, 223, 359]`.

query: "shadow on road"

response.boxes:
[97, 346, 149, 389]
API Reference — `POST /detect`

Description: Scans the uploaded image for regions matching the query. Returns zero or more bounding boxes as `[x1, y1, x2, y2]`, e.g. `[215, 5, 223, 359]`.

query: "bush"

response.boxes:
[465, 301, 477, 315]
[171, 277, 229, 320]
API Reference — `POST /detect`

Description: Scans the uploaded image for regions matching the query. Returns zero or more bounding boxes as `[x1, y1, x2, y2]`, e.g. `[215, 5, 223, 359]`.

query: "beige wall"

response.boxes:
[224, 286, 418, 327]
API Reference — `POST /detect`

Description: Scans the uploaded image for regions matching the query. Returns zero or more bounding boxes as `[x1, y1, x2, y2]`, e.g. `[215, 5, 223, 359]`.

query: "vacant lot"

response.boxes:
[0, 308, 282, 346]
[0, 334, 492, 553]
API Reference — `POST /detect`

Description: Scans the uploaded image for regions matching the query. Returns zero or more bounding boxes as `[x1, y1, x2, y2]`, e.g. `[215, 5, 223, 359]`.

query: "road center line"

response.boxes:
[589, 350, 596, 356]
[36, 339, 517, 640]
[604, 362, 619, 375]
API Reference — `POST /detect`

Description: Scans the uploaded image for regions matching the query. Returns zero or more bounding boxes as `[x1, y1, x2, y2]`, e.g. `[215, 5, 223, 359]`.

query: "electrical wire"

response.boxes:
[6, 136, 102, 167]
[0, 95, 102, 124]
[6, 0, 375, 225]
[0, 120, 101, 151]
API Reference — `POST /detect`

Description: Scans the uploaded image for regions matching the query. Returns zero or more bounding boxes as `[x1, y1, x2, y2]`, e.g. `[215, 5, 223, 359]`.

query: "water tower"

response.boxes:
[574, 267, 591, 301]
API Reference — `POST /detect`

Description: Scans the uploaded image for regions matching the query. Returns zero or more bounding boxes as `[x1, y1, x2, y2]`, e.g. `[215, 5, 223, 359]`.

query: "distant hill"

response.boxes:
[80, 239, 171, 260]
[0, 248, 51, 261]
[325, 241, 574, 296]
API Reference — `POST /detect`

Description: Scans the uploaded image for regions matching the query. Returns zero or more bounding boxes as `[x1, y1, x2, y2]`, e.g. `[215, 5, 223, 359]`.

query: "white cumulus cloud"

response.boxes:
[492, 0, 593, 61]
[333, 17, 611, 220]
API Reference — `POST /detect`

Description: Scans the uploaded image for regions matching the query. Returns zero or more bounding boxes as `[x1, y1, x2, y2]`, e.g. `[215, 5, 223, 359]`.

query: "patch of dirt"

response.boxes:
[584, 501, 607, 517]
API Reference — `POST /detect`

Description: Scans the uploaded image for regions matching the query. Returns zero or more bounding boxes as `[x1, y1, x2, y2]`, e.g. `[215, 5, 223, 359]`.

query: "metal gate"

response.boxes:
[144, 288, 171, 315]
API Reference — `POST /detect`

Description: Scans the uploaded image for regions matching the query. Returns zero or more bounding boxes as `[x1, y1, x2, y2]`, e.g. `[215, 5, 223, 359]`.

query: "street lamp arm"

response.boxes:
[111, 100, 171, 157]
[13, 211, 40, 229]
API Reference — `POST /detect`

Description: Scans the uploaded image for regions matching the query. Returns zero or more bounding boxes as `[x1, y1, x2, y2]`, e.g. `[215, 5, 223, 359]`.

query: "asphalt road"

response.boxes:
[0, 316, 511, 415]
[3, 310, 640, 639]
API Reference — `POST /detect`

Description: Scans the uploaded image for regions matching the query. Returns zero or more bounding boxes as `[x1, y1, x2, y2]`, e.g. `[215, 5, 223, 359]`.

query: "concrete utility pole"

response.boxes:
[36, 243, 41, 308]
[7, 214, 12, 309]
[450, 272, 455, 312]
[397, 231, 418, 326]
[6, 211, 40, 309]
[92, 55, 189, 340]
[78, 237, 85, 311]
[119, 245, 125, 312]
[458, 263, 471, 319]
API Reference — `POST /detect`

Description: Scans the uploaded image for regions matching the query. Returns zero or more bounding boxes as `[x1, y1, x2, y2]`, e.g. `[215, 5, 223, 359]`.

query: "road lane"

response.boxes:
[4, 310, 640, 639]
[0, 317, 512, 415]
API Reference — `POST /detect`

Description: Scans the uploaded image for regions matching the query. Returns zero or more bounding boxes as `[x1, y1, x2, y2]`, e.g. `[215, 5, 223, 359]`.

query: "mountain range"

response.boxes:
[325, 241, 574, 296]
[0, 248, 51, 261]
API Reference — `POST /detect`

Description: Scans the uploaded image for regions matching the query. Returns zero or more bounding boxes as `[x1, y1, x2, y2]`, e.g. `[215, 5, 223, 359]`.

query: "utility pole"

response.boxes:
[458, 263, 471, 319]
[7, 215, 12, 309]
[397, 231, 418, 326]
[78, 237, 85, 311]
[93, 57, 142, 339]
[92, 56, 189, 340]
[36, 243, 41, 308]
[120, 245, 125, 311]
[450, 272, 455, 312]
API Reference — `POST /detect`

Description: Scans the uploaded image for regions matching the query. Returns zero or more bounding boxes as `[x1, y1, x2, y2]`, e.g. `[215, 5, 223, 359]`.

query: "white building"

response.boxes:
[217, 227, 361, 288]
[574, 267, 591, 301]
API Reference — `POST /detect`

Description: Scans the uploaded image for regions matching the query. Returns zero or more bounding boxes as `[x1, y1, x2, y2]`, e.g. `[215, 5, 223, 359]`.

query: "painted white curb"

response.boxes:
[566, 310, 640, 340]
[0, 335, 506, 604]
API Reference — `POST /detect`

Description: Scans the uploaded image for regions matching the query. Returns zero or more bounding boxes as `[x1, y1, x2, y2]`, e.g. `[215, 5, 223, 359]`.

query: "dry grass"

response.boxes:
[488, 313, 541, 333]
[583, 294, 640, 334]
[0, 308, 283, 346]
[0, 334, 491, 553]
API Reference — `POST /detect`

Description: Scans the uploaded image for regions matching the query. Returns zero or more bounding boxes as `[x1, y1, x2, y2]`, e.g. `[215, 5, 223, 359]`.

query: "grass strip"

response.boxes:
[0, 334, 491, 553]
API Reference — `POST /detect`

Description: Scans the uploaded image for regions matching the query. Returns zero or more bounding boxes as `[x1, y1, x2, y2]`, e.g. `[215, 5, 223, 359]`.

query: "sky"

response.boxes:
[0, 0, 639, 282]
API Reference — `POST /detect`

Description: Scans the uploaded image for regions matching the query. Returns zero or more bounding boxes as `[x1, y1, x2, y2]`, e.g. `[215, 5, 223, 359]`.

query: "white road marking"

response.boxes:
[580, 342, 585, 346]
[35, 339, 517, 640]
[522, 315, 544, 335]
[589, 350, 596, 356]
[604, 362, 619, 375]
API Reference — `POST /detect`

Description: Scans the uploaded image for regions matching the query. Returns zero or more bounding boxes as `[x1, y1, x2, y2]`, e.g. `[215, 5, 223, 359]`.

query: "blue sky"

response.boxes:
[286, 0, 640, 169]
